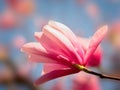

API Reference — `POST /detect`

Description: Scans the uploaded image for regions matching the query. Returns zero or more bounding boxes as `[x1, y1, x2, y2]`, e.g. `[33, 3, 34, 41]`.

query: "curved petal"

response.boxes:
[34, 68, 79, 85]
[43, 25, 76, 56]
[48, 20, 78, 45]
[77, 37, 90, 51]
[28, 54, 57, 63]
[84, 25, 108, 64]
[34, 32, 67, 57]
[48, 21, 84, 61]
[21, 42, 57, 63]
[42, 63, 68, 75]
[35, 25, 82, 64]
[87, 46, 102, 66]
[21, 42, 47, 55]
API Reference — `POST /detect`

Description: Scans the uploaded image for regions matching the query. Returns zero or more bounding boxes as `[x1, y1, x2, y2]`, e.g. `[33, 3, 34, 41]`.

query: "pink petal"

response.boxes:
[43, 25, 76, 56]
[35, 25, 82, 64]
[48, 21, 84, 61]
[77, 37, 90, 51]
[34, 68, 79, 85]
[28, 54, 57, 63]
[21, 42, 47, 55]
[84, 25, 108, 64]
[22, 37, 76, 66]
[41, 63, 68, 75]
[87, 46, 102, 66]
[48, 20, 78, 45]
[35, 32, 73, 65]
[34, 32, 67, 57]
[21, 42, 57, 63]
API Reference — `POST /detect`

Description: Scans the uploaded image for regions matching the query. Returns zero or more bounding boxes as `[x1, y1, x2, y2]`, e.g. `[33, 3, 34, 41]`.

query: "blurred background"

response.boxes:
[0, 0, 120, 90]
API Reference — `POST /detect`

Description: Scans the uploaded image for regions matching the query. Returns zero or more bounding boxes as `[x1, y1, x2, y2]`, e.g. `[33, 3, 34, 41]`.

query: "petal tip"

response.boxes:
[103, 25, 108, 30]
[48, 20, 56, 24]
[43, 25, 49, 29]
[34, 32, 43, 39]
[48, 20, 61, 27]
[101, 25, 108, 33]
[20, 44, 27, 52]
[34, 32, 39, 37]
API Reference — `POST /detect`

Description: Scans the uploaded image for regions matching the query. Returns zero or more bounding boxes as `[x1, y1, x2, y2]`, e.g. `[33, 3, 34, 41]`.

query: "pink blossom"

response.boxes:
[50, 80, 65, 90]
[85, 3, 100, 20]
[0, 10, 17, 29]
[72, 72, 100, 90]
[7, 0, 34, 16]
[21, 21, 108, 85]
[12, 35, 26, 48]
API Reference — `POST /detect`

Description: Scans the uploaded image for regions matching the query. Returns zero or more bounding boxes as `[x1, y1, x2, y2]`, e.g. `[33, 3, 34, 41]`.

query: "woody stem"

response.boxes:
[74, 64, 120, 81]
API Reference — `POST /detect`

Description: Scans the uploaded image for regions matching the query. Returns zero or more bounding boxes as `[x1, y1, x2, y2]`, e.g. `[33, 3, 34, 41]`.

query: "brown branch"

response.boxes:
[74, 64, 120, 81]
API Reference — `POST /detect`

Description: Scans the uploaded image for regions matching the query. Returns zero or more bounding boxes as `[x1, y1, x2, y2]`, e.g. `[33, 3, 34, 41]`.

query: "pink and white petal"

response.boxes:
[35, 25, 82, 64]
[34, 32, 65, 56]
[21, 42, 47, 55]
[87, 54, 101, 67]
[28, 54, 57, 63]
[48, 20, 78, 44]
[75, 41, 85, 64]
[41, 63, 68, 75]
[34, 32, 43, 41]
[35, 32, 79, 66]
[35, 68, 79, 85]
[84, 25, 108, 64]
[77, 37, 90, 50]
[87, 45, 102, 67]
[48, 21, 84, 60]
[28, 54, 74, 67]
[43, 25, 75, 54]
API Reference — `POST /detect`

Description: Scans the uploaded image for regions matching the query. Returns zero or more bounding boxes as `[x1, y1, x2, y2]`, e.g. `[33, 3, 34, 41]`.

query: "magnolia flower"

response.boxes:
[0, 10, 17, 29]
[72, 72, 100, 90]
[12, 35, 26, 48]
[7, 0, 34, 16]
[21, 21, 108, 85]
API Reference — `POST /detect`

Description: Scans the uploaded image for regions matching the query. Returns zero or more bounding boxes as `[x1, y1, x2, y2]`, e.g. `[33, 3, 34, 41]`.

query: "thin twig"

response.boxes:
[74, 64, 120, 81]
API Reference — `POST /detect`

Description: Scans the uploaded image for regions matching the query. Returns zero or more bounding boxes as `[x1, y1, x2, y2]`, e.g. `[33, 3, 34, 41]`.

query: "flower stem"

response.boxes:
[74, 64, 120, 81]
